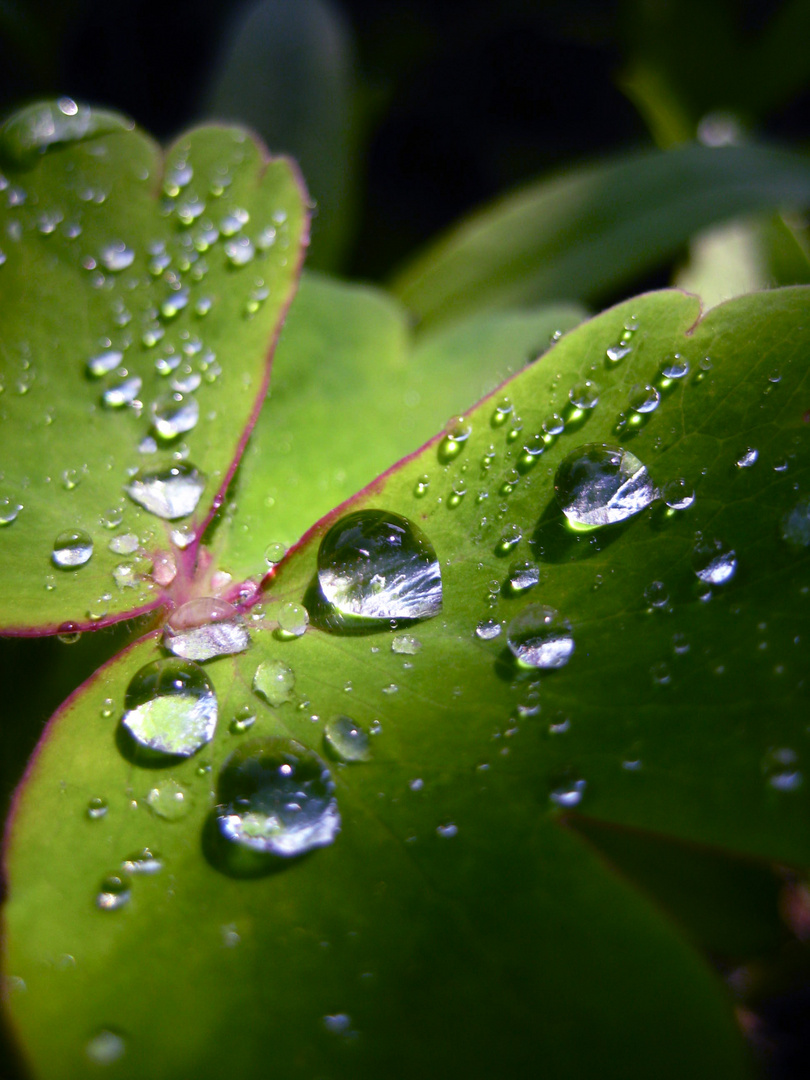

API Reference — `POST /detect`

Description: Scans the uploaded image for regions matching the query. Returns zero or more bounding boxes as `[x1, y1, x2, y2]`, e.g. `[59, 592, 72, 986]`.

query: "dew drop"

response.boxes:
[102, 376, 142, 408]
[215, 738, 340, 857]
[151, 392, 199, 440]
[0, 99, 132, 165]
[125, 463, 205, 519]
[146, 779, 191, 820]
[548, 769, 586, 808]
[317, 510, 442, 621]
[163, 598, 249, 661]
[438, 416, 472, 463]
[663, 478, 695, 512]
[436, 823, 458, 838]
[736, 448, 758, 468]
[491, 396, 513, 427]
[86, 797, 108, 820]
[121, 658, 217, 757]
[229, 705, 257, 735]
[86, 349, 123, 378]
[660, 355, 690, 380]
[391, 633, 421, 655]
[52, 529, 93, 569]
[121, 848, 163, 875]
[781, 496, 810, 548]
[495, 523, 522, 555]
[277, 602, 309, 637]
[644, 581, 669, 609]
[85, 1029, 126, 1065]
[692, 540, 737, 586]
[413, 475, 430, 498]
[568, 380, 600, 410]
[507, 605, 574, 669]
[224, 236, 255, 266]
[0, 496, 22, 526]
[763, 747, 803, 792]
[99, 241, 134, 272]
[96, 874, 131, 912]
[324, 715, 371, 762]
[629, 384, 660, 414]
[606, 343, 631, 363]
[555, 444, 655, 529]
[507, 561, 540, 594]
[253, 659, 295, 706]
[264, 541, 287, 565]
[475, 618, 502, 640]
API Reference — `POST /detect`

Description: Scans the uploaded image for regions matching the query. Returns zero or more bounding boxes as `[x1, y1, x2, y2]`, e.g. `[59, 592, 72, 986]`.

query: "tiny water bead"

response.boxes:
[437, 416, 472, 463]
[277, 602, 309, 637]
[692, 540, 738, 586]
[102, 376, 142, 408]
[264, 541, 287, 566]
[507, 605, 574, 669]
[86, 797, 108, 820]
[164, 598, 250, 661]
[52, 529, 93, 569]
[151, 392, 199, 440]
[555, 444, 655, 529]
[126, 463, 205, 520]
[659, 355, 690, 381]
[491, 396, 513, 427]
[413, 475, 430, 498]
[317, 510, 442, 621]
[230, 705, 257, 734]
[324, 715, 371, 762]
[96, 874, 131, 912]
[253, 659, 295, 706]
[121, 658, 217, 757]
[215, 738, 340, 857]
[146, 779, 191, 820]
[391, 633, 421, 655]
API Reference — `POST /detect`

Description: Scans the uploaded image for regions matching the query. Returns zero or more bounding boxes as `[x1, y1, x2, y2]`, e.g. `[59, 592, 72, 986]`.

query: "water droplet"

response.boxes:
[507, 605, 574, 669]
[102, 375, 142, 408]
[629, 384, 660, 414]
[736, 448, 758, 468]
[146, 779, 191, 820]
[0, 99, 132, 165]
[323, 1013, 352, 1035]
[151, 392, 199, 440]
[569, 381, 600, 410]
[548, 770, 586, 808]
[96, 874, 131, 911]
[253, 659, 295, 706]
[438, 416, 472, 463]
[317, 510, 442, 621]
[660, 355, 690, 380]
[781, 496, 810, 548]
[164, 598, 250, 661]
[413, 475, 430, 498]
[86, 797, 108, 820]
[126, 463, 205, 519]
[85, 1029, 126, 1065]
[278, 602, 309, 638]
[215, 738, 340, 857]
[264, 541, 287, 565]
[121, 658, 217, 757]
[324, 716, 371, 762]
[693, 540, 737, 586]
[650, 660, 672, 686]
[643, 581, 669, 609]
[436, 823, 458, 838]
[606, 343, 631, 363]
[663, 479, 695, 511]
[224, 236, 255, 266]
[86, 349, 123, 378]
[555, 444, 655, 529]
[230, 705, 257, 734]
[491, 396, 513, 427]
[0, 496, 22, 525]
[99, 241, 134, 272]
[52, 529, 93, 569]
[391, 633, 421, 655]
[495, 523, 522, 555]
[763, 747, 803, 792]
[542, 413, 564, 441]
[121, 848, 163, 875]
[507, 561, 539, 594]
[475, 618, 502, 640]
[108, 532, 139, 555]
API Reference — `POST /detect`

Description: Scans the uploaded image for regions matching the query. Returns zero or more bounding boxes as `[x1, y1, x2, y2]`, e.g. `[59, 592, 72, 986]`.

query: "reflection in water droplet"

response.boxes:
[122, 658, 217, 756]
[781, 497, 810, 548]
[606, 343, 631, 363]
[126, 463, 205, 519]
[121, 848, 163, 875]
[253, 659, 295, 706]
[230, 706, 256, 734]
[507, 561, 539, 594]
[86, 797, 108, 820]
[663, 479, 695, 511]
[317, 510, 442, 621]
[164, 598, 250, 661]
[96, 874, 131, 911]
[548, 770, 586, 808]
[693, 541, 737, 586]
[52, 529, 93, 568]
[324, 715, 371, 762]
[216, 738, 340, 856]
[736, 448, 758, 468]
[0, 496, 23, 525]
[644, 581, 669, 609]
[264, 541, 287, 565]
[660, 355, 689, 380]
[85, 1029, 126, 1065]
[507, 605, 574, 669]
[629, 384, 660, 414]
[569, 381, 600, 410]
[86, 349, 123, 378]
[496, 523, 522, 555]
[413, 475, 430, 498]
[278, 602, 309, 637]
[108, 533, 139, 555]
[438, 416, 472, 463]
[100, 242, 134, 272]
[151, 392, 199, 440]
[224, 236, 255, 266]
[436, 823, 458, 838]
[146, 779, 192, 820]
[555, 444, 655, 528]
[475, 618, 502, 640]
[491, 396, 513, 427]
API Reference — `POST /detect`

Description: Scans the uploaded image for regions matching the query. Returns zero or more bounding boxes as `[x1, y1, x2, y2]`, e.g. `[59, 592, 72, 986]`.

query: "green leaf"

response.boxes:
[0, 103, 308, 634]
[9, 285, 810, 1079]
[390, 142, 810, 329]
[211, 270, 584, 582]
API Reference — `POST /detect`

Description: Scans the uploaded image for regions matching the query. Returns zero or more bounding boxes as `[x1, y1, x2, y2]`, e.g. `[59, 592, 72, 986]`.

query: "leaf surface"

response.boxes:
[8, 286, 810, 1079]
[0, 103, 308, 634]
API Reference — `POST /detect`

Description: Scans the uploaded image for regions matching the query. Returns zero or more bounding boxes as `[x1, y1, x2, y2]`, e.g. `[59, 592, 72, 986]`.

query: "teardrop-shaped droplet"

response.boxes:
[317, 509, 442, 621]
[507, 605, 574, 669]
[215, 738, 340, 857]
[52, 529, 93, 568]
[163, 598, 249, 661]
[253, 659, 295, 706]
[121, 658, 217, 756]
[324, 715, 371, 762]
[125, 463, 205, 520]
[151, 392, 199, 440]
[555, 443, 655, 529]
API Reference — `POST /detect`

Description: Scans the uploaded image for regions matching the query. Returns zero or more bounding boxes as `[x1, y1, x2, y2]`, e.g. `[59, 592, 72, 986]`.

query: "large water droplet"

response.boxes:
[507, 605, 574, 669]
[324, 715, 371, 762]
[215, 738, 340, 857]
[0, 98, 132, 165]
[692, 540, 737, 586]
[253, 659, 295, 706]
[52, 529, 93, 568]
[555, 444, 655, 528]
[126, 463, 205, 519]
[121, 658, 217, 757]
[317, 510, 442, 621]
[163, 598, 250, 661]
[151, 392, 199, 440]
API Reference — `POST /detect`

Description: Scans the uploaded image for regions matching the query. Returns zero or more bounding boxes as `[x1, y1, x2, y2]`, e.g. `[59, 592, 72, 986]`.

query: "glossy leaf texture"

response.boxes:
[8, 286, 810, 1079]
[0, 102, 308, 634]
[391, 141, 810, 329]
